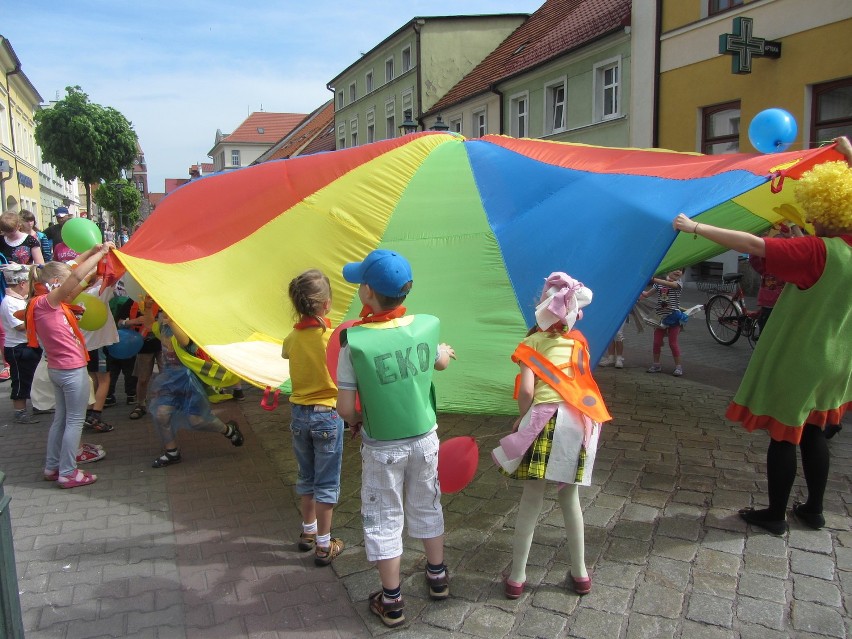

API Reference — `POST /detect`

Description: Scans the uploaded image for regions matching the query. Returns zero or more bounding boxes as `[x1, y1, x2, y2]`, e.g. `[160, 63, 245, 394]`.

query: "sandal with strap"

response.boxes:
[152, 451, 182, 468]
[57, 469, 97, 488]
[368, 591, 405, 628]
[426, 567, 450, 600]
[225, 420, 244, 447]
[85, 417, 114, 433]
[298, 532, 316, 551]
[129, 405, 147, 420]
[314, 538, 344, 566]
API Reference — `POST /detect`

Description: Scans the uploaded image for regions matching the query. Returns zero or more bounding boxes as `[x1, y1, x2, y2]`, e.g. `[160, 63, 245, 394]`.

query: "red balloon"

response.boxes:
[438, 436, 479, 494]
[326, 319, 360, 412]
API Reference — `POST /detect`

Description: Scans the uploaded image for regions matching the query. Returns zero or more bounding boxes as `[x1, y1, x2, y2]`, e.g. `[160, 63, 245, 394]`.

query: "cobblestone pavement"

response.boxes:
[1, 292, 850, 638]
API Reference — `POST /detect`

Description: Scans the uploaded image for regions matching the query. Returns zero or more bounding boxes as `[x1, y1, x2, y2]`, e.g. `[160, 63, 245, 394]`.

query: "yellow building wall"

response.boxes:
[2, 81, 42, 213]
[662, 0, 761, 32]
[659, 18, 852, 152]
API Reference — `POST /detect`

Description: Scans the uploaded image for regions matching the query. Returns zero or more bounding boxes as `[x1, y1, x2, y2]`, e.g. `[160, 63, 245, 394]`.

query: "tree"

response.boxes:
[93, 179, 142, 232]
[34, 86, 137, 220]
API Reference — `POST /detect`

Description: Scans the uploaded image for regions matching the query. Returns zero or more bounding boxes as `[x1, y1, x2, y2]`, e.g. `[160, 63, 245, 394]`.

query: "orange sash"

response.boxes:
[25, 295, 89, 362]
[512, 330, 611, 423]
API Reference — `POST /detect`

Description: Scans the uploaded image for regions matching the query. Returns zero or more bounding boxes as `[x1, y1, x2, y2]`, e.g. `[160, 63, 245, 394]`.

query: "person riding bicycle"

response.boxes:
[749, 222, 803, 336]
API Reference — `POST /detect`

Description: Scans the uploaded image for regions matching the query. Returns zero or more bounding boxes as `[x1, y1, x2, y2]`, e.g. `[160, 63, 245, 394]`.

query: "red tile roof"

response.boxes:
[223, 112, 307, 144]
[147, 192, 166, 208]
[427, 0, 631, 116]
[164, 178, 188, 194]
[265, 101, 335, 161]
[188, 162, 215, 177]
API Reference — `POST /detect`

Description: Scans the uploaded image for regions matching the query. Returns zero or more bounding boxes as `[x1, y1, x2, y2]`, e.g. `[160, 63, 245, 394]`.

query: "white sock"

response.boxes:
[316, 532, 331, 548]
[302, 520, 317, 534]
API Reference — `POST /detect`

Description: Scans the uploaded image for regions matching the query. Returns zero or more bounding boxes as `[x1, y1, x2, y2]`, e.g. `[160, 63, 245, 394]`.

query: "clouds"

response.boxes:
[3, 0, 540, 192]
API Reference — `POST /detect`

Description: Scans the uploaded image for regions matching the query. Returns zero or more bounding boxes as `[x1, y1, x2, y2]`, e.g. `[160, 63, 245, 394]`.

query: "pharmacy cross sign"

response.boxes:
[718, 16, 781, 74]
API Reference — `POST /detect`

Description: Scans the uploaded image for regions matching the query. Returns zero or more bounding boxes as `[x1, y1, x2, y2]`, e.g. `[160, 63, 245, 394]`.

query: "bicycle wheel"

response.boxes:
[705, 295, 742, 345]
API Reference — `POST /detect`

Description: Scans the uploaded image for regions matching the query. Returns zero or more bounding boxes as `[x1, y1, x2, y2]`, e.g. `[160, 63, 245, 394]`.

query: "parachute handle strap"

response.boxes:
[770, 172, 785, 194]
[261, 386, 281, 411]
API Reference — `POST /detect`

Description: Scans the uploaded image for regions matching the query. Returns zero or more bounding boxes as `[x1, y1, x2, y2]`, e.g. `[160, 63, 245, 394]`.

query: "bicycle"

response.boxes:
[704, 273, 762, 347]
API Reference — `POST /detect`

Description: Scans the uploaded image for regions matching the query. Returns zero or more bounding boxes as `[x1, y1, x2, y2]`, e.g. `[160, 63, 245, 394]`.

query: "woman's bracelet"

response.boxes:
[693, 222, 700, 239]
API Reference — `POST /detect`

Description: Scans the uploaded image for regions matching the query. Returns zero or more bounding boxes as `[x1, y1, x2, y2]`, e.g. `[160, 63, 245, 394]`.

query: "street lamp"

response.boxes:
[399, 109, 418, 135]
[429, 115, 450, 131]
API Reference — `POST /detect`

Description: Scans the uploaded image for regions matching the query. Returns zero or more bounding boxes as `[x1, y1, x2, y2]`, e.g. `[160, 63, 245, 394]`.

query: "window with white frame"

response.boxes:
[385, 100, 396, 139]
[708, 0, 743, 16]
[402, 46, 412, 72]
[594, 57, 621, 122]
[0, 104, 9, 146]
[702, 101, 741, 154]
[366, 70, 374, 93]
[473, 109, 487, 137]
[544, 79, 567, 134]
[366, 108, 376, 143]
[350, 117, 359, 147]
[231, 150, 241, 167]
[338, 123, 345, 149]
[385, 57, 394, 83]
[401, 89, 413, 116]
[349, 82, 357, 103]
[449, 117, 462, 133]
[337, 90, 344, 109]
[510, 93, 528, 138]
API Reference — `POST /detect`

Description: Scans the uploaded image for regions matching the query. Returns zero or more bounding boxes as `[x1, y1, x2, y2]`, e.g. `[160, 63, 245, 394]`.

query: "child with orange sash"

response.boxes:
[493, 272, 612, 598]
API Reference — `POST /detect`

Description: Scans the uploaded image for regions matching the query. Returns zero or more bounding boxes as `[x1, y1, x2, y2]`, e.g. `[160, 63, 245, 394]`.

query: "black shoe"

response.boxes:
[739, 507, 786, 536]
[225, 421, 244, 447]
[792, 503, 825, 530]
[127, 395, 137, 405]
[152, 451, 181, 468]
[104, 395, 117, 407]
[825, 424, 842, 440]
[232, 388, 245, 401]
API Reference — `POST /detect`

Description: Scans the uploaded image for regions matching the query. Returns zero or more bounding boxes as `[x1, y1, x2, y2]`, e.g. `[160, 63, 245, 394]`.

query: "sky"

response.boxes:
[2, 0, 542, 193]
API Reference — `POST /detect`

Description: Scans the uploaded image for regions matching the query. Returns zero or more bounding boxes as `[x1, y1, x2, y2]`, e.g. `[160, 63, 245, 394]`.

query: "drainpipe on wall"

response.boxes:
[3, 63, 22, 211]
[652, 0, 662, 148]
[490, 84, 505, 134]
[413, 20, 424, 129]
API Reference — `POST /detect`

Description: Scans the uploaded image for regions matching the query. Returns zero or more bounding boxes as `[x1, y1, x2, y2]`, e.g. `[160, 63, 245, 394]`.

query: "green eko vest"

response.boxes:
[346, 315, 440, 441]
[733, 237, 852, 427]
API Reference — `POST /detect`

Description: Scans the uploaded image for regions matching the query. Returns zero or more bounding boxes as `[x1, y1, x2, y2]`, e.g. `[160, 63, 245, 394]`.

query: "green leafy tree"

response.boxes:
[34, 85, 138, 219]
[93, 180, 142, 231]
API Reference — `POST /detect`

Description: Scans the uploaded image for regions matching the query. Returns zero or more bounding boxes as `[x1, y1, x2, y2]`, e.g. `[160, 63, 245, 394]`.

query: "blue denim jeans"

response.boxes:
[290, 404, 344, 504]
[46, 366, 90, 476]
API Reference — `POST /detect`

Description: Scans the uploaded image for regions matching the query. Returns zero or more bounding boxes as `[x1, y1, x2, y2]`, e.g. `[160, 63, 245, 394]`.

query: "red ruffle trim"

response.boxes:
[726, 402, 851, 444]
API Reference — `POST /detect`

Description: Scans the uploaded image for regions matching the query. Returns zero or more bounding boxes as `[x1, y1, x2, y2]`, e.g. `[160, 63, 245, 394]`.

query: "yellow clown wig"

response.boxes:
[794, 160, 852, 231]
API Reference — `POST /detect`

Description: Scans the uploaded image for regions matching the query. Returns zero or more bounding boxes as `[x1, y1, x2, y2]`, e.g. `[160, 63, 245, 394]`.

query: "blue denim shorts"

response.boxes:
[290, 404, 344, 504]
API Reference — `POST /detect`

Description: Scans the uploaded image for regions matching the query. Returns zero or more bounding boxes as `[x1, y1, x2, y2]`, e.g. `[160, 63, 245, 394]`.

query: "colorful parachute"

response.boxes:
[112, 133, 841, 414]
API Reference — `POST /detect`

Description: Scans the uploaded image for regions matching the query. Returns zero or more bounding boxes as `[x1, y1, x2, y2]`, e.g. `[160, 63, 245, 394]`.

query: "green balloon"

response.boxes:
[75, 293, 108, 331]
[61, 218, 102, 254]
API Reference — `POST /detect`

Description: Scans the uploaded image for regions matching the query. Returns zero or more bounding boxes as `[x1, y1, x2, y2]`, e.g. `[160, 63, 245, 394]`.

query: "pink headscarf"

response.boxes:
[534, 272, 593, 331]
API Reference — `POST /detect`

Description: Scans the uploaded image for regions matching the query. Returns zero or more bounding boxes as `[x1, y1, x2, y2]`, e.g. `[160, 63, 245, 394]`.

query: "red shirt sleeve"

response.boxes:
[764, 235, 852, 289]
[763, 236, 825, 289]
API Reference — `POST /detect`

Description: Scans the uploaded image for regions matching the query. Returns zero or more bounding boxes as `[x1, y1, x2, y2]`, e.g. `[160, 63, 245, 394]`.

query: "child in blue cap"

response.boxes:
[336, 249, 456, 628]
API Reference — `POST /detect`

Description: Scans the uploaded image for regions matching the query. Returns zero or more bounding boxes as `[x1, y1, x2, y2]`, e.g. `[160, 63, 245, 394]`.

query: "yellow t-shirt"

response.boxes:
[281, 326, 337, 407]
[522, 331, 575, 405]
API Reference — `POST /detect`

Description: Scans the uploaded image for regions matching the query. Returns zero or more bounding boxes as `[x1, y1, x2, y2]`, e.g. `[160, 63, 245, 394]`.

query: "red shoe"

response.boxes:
[570, 573, 592, 595]
[76, 445, 106, 464]
[504, 576, 524, 599]
[57, 469, 97, 488]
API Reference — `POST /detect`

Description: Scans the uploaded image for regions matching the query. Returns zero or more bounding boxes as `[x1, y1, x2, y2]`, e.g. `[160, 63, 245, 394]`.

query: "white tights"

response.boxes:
[509, 480, 587, 584]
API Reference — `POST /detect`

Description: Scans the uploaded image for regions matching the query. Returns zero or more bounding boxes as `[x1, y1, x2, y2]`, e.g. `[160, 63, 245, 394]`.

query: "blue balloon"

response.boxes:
[748, 108, 798, 153]
[107, 329, 144, 359]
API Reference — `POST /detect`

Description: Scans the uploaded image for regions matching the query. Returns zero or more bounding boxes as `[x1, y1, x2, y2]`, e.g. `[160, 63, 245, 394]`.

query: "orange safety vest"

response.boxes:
[511, 330, 611, 423]
[129, 300, 159, 337]
[25, 295, 89, 362]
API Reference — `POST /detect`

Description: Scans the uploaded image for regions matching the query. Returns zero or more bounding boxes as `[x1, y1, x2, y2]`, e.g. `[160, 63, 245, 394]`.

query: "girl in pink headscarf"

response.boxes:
[493, 272, 612, 600]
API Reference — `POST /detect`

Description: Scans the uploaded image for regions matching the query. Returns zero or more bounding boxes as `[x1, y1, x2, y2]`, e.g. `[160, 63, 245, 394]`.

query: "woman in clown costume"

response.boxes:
[672, 136, 852, 535]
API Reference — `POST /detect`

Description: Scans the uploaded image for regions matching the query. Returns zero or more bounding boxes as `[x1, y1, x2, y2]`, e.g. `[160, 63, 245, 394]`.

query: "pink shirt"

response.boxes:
[32, 295, 87, 369]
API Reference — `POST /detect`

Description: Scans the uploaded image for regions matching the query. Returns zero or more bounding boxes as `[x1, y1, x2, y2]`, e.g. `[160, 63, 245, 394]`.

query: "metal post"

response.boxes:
[0, 472, 25, 639]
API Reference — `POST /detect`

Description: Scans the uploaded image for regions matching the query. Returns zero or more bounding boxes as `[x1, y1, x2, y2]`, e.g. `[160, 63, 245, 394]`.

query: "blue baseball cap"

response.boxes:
[343, 250, 413, 297]
[54, 206, 70, 217]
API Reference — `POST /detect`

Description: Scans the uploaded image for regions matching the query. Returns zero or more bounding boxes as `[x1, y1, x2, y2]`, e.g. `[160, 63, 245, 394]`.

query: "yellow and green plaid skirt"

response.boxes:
[500, 415, 556, 480]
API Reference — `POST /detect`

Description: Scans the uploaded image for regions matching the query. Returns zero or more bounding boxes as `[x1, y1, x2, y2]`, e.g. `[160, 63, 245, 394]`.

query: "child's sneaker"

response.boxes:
[615, 356, 624, 369]
[57, 469, 97, 488]
[231, 388, 245, 401]
[369, 591, 405, 628]
[13, 410, 39, 424]
[103, 395, 117, 407]
[225, 420, 244, 446]
[673, 365, 683, 377]
[76, 446, 106, 464]
[126, 395, 137, 405]
[598, 355, 614, 367]
[314, 538, 344, 566]
[425, 567, 450, 600]
[647, 364, 662, 373]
